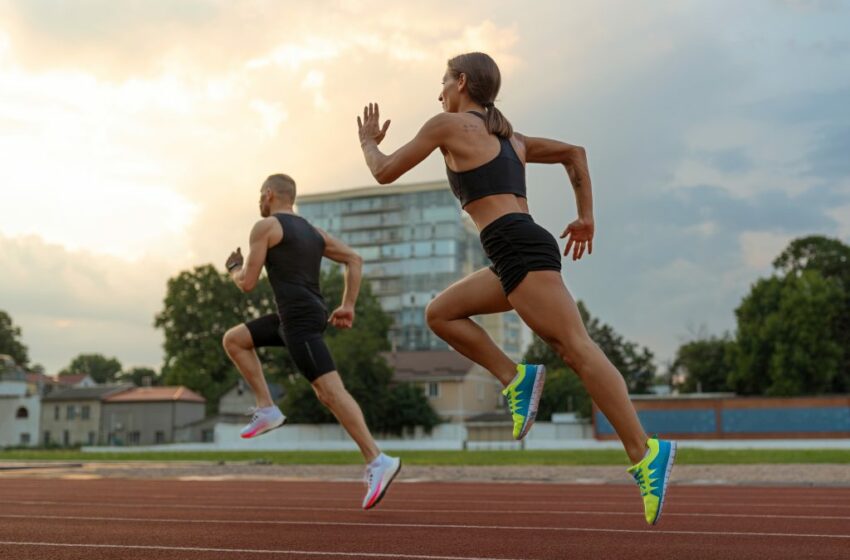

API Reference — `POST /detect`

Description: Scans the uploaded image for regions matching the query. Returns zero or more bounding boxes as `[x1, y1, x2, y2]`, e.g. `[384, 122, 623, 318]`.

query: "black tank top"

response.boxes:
[265, 213, 327, 320]
[445, 111, 527, 208]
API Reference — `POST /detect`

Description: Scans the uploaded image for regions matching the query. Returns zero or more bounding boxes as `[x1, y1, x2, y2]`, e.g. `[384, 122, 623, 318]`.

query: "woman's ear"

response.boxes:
[456, 72, 467, 93]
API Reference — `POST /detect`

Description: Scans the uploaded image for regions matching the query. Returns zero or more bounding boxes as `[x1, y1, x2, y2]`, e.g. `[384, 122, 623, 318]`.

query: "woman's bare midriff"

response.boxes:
[464, 194, 530, 231]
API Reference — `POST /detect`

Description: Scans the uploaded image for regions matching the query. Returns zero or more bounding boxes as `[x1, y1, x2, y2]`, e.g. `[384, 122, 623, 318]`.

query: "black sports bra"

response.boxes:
[445, 111, 527, 208]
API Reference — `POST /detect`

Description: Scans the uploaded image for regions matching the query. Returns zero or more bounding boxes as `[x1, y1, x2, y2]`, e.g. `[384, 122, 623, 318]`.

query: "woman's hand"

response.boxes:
[357, 102, 391, 146]
[561, 218, 594, 261]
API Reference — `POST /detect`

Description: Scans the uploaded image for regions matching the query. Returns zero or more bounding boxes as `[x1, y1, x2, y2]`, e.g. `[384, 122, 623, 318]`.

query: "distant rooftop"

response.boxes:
[103, 386, 205, 404]
[43, 385, 133, 402]
[297, 180, 449, 203]
[382, 350, 475, 382]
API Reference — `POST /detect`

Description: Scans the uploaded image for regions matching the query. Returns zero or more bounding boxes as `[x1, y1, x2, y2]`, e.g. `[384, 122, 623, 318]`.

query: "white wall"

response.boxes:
[0, 381, 27, 397]
[0, 394, 40, 447]
[80, 420, 600, 452]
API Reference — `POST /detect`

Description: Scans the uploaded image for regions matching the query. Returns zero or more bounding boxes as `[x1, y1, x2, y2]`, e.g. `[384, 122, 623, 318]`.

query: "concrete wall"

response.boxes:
[594, 395, 850, 439]
[40, 400, 103, 446]
[0, 394, 40, 447]
[82, 420, 600, 452]
[417, 371, 504, 422]
[102, 401, 205, 446]
[220, 387, 256, 416]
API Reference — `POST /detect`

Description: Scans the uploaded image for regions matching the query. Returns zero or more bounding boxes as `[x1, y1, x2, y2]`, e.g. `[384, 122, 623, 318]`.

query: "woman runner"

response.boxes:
[356, 52, 676, 525]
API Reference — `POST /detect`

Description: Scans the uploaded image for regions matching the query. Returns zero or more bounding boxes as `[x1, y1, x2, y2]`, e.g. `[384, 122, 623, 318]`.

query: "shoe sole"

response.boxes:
[517, 365, 546, 440]
[240, 417, 287, 439]
[652, 440, 677, 526]
[363, 459, 402, 510]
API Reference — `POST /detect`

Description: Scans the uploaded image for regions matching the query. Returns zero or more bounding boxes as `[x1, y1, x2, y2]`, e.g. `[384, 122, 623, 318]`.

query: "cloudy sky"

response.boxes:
[1, 0, 848, 374]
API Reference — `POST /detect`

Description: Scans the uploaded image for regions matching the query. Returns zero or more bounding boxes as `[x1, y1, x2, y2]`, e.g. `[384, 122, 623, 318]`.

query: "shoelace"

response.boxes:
[632, 470, 649, 497]
[247, 407, 261, 424]
[507, 393, 518, 414]
[365, 466, 375, 489]
[506, 388, 525, 415]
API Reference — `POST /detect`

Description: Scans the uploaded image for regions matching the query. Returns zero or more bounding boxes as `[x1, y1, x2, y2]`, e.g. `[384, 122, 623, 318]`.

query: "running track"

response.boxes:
[0, 478, 848, 559]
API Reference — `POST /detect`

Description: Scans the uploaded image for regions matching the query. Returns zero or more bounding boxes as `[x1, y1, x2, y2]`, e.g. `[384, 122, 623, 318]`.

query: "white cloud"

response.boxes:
[739, 231, 796, 270]
[0, 234, 178, 372]
[1, 0, 848, 373]
[671, 118, 817, 198]
[826, 204, 850, 239]
[686, 221, 719, 237]
[250, 99, 289, 137]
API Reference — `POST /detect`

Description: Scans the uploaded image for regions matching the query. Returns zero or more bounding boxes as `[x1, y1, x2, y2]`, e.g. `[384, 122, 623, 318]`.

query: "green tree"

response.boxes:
[59, 353, 122, 384]
[669, 334, 736, 393]
[118, 367, 161, 387]
[156, 263, 438, 432]
[281, 266, 438, 434]
[731, 269, 843, 395]
[773, 235, 850, 280]
[383, 383, 441, 435]
[154, 264, 290, 414]
[523, 301, 657, 419]
[580, 303, 657, 394]
[0, 310, 29, 367]
[772, 235, 850, 392]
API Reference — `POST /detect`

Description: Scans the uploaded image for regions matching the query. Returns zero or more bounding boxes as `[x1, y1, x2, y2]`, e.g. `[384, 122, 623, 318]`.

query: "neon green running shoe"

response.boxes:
[627, 436, 677, 525]
[502, 364, 546, 440]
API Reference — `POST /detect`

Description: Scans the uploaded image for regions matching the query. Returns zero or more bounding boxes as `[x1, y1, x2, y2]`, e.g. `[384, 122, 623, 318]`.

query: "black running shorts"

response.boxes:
[244, 313, 336, 382]
[479, 212, 562, 295]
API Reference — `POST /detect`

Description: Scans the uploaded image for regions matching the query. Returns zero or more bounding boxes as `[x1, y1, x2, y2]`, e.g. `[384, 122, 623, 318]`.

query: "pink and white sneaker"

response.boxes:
[240, 406, 286, 439]
[362, 453, 401, 510]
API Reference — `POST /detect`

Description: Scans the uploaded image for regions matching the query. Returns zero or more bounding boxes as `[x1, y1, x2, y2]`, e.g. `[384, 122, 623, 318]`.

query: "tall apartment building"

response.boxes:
[297, 181, 524, 359]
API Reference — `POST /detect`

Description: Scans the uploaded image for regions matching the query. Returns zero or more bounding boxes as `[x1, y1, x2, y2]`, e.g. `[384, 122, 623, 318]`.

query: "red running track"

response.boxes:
[0, 477, 848, 559]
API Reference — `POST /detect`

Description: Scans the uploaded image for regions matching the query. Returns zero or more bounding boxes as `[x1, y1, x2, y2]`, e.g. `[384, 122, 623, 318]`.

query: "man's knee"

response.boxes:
[223, 326, 250, 354]
[312, 375, 341, 408]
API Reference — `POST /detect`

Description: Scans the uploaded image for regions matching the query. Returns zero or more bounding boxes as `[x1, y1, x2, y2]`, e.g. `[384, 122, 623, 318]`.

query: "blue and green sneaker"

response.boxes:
[502, 364, 546, 440]
[627, 436, 677, 525]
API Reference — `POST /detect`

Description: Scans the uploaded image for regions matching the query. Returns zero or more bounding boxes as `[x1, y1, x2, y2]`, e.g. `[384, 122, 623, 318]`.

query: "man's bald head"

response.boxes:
[263, 174, 296, 203]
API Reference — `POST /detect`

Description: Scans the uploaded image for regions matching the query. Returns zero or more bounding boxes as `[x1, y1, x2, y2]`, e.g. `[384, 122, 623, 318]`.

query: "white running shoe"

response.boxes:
[362, 454, 402, 510]
[240, 406, 286, 439]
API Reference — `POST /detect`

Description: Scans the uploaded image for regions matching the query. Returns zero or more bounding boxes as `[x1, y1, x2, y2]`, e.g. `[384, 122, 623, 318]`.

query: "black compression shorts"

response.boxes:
[480, 212, 562, 295]
[244, 313, 336, 382]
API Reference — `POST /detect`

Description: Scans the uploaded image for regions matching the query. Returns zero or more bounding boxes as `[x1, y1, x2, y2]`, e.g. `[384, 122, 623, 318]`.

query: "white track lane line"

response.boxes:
[5, 495, 850, 509]
[3, 500, 849, 520]
[0, 514, 848, 539]
[0, 542, 524, 560]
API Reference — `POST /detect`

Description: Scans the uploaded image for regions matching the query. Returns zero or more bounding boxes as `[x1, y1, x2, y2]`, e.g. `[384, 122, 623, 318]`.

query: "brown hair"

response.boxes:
[263, 174, 296, 202]
[447, 52, 513, 138]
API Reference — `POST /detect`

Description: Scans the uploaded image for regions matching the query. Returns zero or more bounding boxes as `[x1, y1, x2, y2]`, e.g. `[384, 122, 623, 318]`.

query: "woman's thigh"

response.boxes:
[427, 267, 513, 321]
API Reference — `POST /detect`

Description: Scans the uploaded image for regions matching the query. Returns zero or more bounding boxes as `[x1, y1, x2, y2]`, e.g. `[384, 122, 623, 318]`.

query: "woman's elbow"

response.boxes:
[374, 169, 396, 185]
[373, 160, 400, 184]
[562, 145, 586, 167]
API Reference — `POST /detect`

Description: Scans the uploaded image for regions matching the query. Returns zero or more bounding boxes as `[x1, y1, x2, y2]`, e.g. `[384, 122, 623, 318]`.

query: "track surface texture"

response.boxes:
[0, 477, 848, 559]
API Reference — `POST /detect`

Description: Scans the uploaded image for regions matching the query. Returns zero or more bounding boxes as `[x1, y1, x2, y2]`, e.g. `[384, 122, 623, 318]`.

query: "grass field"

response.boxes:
[2, 448, 849, 465]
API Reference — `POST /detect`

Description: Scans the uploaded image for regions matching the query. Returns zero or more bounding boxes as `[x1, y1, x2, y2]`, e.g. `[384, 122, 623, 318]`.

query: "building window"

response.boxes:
[427, 382, 440, 398]
[128, 431, 141, 446]
[81, 405, 91, 420]
[54, 406, 59, 420]
[155, 431, 166, 444]
[201, 429, 215, 443]
[15, 407, 28, 419]
[87, 432, 96, 445]
[477, 384, 485, 401]
[63, 430, 70, 447]
[43, 431, 51, 445]
[20, 433, 30, 445]
[67, 405, 76, 420]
